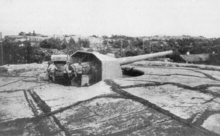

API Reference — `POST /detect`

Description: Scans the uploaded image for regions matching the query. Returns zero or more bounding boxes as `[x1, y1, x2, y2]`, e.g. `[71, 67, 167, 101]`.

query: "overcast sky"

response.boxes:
[0, 0, 220, 38]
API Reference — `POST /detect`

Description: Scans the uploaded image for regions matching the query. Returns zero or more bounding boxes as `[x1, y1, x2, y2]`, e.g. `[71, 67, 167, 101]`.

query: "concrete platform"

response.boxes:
[1, 62, 220, 135]
[55, 98, 207, 136]
[32, 81, 113, 112]
[112, 65, 220, 135]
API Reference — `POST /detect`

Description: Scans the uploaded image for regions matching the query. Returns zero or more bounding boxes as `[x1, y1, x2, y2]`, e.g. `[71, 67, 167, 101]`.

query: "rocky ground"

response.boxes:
[1, 61, 220, 136]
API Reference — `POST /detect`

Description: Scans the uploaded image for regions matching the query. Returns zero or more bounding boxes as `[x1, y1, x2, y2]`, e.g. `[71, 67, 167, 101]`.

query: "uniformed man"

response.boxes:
[64, 61, 71, 78]
[47, 61, 52, 72]
[69, 62, 83, 86]
[47, 62, 58, 81]
[48, 62, 58, 73]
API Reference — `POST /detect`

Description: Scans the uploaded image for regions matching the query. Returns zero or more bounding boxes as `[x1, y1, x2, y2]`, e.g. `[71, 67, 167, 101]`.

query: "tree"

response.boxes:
[133, 38, 143, 48]
[103, 40, 108, 46]
[112, 40, 121, 48]
[68, 38, 76, 46]
[78, 38, 90, 48]
[39, 38, 62, 49]
[124, 48, 144, 57]
[40, 39, 50, 48]
[61, 39, 68, 49]
[102, 35, 108, 39]
[2, 40, 41, 64]
[91, 35, 98, 38]
[98, 47, 113, 54]
[66, 38, 81, 55]
[33, 30, 36, 36]
[24, 41, 33, 63]
[19, 32, 25, 36]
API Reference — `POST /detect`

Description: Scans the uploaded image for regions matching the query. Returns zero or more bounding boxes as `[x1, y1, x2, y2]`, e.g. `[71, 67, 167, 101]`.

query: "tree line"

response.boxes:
[1, 39, 44, 64]
[1, 37, 91, 64]
[2, 34, 220, 65]
[104, 35, 220, 65]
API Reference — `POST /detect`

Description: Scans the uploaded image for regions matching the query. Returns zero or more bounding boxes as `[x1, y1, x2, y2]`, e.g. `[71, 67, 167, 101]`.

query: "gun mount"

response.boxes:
[68, 50, 173, 86]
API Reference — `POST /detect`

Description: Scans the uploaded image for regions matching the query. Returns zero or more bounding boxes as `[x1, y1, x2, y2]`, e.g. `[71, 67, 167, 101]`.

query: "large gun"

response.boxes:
[68, 50, 173, 86]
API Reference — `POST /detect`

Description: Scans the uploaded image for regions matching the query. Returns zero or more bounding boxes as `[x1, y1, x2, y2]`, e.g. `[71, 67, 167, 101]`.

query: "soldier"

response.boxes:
[47, 61, 52, 72]
[64, 61, 71, 78]
[48, 62, 58, 73]
[47, 62, 58, 82]
[69, 61, 83, 86]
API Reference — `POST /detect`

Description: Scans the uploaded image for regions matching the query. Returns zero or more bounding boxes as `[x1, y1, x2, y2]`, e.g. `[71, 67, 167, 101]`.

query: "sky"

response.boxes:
[0, 0, 220, 38]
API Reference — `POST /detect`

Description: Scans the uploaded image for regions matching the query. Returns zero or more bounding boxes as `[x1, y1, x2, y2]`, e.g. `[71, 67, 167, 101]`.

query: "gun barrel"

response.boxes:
[118, 50, 173, 65]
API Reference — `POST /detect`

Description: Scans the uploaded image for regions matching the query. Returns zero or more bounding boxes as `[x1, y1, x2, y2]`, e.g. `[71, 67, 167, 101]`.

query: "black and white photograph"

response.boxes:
[1, 0, 220, 135]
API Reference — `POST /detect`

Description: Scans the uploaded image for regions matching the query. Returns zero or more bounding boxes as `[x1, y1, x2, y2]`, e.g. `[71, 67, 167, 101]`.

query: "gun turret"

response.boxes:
[68, 50, 173, 86]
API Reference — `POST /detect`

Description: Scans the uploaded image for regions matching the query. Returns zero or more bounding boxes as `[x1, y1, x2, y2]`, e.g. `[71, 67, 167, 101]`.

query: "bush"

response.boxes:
[124, 48, 144, 57]
[209, 53, 220, 65]
[39, 38, 63, 49]
[98, 47, 113, 55]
